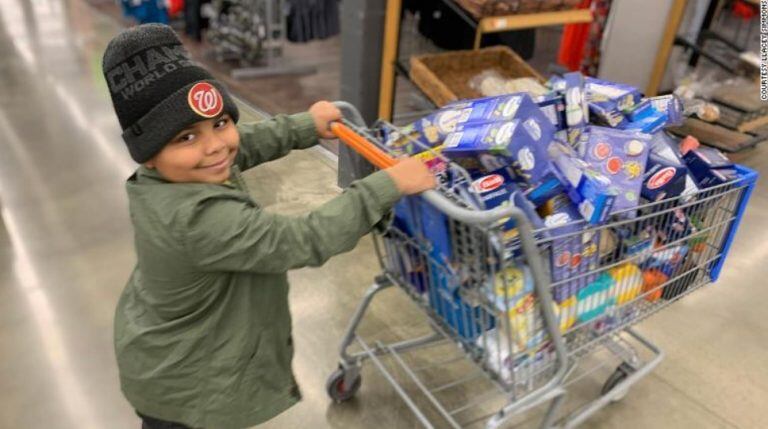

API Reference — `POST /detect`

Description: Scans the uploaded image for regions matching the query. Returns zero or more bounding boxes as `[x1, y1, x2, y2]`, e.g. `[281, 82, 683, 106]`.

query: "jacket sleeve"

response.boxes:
[235, 112, 319, 171]
[184, 171, 401, 273]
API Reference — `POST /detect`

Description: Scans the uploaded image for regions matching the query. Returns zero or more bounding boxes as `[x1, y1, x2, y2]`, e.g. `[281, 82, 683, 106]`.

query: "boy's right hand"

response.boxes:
[385, 158, 437, 196]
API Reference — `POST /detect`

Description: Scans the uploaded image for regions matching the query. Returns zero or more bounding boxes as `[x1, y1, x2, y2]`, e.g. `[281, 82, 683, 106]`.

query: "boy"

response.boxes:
[102, 24, 435, 429]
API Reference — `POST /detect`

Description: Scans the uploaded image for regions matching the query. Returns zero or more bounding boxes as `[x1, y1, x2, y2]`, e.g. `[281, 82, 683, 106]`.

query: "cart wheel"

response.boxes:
[326, 367, 362, 403]
[601, 362, 634, 402]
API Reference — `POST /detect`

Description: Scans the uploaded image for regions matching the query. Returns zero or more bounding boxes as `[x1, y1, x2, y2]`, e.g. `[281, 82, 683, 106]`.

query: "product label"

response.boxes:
[647, 167, 676, 190]
[472, 174, 505, 193]
[517, 147, 535, 171]
[524, 118, 542, 141]
[501, 97, 522, 118]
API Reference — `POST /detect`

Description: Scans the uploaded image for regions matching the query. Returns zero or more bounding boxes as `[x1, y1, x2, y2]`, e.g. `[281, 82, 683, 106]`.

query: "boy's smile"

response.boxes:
[145, 114, 240, 184]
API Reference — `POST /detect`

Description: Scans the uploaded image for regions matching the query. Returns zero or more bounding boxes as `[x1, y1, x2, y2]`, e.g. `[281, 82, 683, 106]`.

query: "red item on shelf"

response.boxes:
[168, 0, 184, 18]
[557, 0, 592, 71]
[732, 0, 757, 20]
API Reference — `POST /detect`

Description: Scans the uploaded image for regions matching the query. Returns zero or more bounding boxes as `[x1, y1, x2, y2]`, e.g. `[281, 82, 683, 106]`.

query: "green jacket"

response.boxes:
[116, 113, 400, 428]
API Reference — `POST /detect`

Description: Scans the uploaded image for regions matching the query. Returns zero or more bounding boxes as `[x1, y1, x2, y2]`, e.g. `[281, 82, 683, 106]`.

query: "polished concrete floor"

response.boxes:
[1, 0, 768, 428]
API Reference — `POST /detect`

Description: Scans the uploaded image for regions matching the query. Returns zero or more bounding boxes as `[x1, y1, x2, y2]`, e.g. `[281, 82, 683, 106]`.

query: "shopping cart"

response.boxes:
[324, 102, 758, 428]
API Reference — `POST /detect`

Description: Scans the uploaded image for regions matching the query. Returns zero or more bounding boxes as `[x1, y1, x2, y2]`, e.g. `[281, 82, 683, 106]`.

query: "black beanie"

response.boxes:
[102, 23, 240, 163]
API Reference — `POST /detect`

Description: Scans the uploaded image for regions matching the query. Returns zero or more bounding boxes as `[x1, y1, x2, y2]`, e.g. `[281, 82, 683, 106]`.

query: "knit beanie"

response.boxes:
[102, 23, 239, 163]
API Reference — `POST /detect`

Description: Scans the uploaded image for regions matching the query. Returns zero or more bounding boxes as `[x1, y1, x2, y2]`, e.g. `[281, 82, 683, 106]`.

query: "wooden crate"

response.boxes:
[409, 46, 544, 107]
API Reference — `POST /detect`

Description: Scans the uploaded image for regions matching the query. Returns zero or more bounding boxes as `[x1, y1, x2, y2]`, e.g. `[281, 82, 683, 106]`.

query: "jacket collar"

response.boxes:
[129, 166, 239, 189]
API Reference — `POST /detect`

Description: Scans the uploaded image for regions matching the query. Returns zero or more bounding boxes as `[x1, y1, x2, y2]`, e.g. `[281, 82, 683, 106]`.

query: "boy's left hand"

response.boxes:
[309, 101, 342, 139]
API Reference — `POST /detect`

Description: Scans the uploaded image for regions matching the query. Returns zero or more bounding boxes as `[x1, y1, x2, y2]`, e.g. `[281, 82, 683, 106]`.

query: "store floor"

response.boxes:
[1, 0, 767, 428]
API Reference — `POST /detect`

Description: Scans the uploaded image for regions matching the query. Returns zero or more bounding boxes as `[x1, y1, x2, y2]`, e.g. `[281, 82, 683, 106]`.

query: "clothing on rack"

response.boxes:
[184, 0, 211, 41]
[286, 0, 340, 43]
[121, 0, 169, 24]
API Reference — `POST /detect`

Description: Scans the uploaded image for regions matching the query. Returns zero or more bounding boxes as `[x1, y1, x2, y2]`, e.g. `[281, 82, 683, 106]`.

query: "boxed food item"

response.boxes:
[642, 133, 700, 201]
[648, 94, 684, 127]
[586, 77, 642, 128]
[443, 116, 557, 186]
[536, 94, 567, 131]
[389, 93, 552, 151]
[579, 126, 651, 214]
[589, 104, 627, 128]
[468, 168, 546, 231]
[642, 155, 690, 201]
[620, 109, 668, 134]
[549, 141, 617, 224]
[683, 147, 739, 188]
[544, 195, 601, 302]
[563, 72, 590, 145]
[623, 99, 654, 121]
[586, 77, 643, 112]
[467, 169, 550, 259]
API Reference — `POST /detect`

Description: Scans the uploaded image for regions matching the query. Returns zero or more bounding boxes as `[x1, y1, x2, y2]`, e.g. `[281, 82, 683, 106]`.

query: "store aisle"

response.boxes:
[0, 0, 137, 427]
[1, 0, 768, 428]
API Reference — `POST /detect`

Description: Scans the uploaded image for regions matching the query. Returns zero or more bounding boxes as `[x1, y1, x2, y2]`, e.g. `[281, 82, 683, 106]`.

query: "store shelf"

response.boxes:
[477, 9, 593, 34]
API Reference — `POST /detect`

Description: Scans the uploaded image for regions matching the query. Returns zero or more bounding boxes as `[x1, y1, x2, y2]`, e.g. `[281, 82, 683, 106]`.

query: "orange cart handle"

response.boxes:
[330, 122, 397, 169]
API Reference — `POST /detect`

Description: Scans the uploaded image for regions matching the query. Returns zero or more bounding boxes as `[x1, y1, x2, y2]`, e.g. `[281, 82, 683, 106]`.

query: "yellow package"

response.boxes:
[609, 263, 644, 305]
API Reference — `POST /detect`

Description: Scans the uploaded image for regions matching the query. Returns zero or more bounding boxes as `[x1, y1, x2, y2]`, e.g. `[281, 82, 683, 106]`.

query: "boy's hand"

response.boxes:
[385, 158, 437, 196]
[309, 101, 342, 139]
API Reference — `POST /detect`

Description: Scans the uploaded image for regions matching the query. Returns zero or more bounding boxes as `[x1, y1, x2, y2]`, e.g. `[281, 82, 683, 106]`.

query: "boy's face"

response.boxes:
[146, 114, 239, 184]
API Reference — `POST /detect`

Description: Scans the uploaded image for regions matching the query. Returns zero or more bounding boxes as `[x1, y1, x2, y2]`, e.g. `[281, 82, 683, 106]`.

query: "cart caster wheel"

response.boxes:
[326, 367, 362, 403]
[601, 362, 634, 402]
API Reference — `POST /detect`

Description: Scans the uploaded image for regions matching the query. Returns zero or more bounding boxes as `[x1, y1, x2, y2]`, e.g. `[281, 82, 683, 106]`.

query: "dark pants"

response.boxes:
[138, 412, 193, 429]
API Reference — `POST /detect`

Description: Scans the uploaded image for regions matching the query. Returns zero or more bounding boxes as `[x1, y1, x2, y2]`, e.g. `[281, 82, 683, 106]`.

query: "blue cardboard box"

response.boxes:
[389, 93, 551, 151]
[623, 99, 654, 121]
[549, 141, 617, 224]
[620, 109, 668, 134]
[564, 72, 590, 145]
[585, 77, 643, 112]
[578, 126, 651, 214]
[683, 147, 738, 188]
[585, 77, 642, 130]
[642, 132, 699, 201]
[544, 195, 601, 302]
[443, 115, 556, 186]
[536, 94, 567, 131]
[648, 94, 684, 127]
[467, 169, 549, 257]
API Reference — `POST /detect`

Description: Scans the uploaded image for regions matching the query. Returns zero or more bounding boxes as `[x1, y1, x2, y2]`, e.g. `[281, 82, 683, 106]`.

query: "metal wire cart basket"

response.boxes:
[324, 102, 758, 428]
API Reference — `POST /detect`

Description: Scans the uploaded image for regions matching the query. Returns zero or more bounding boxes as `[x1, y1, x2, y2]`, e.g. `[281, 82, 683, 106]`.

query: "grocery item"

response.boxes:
[623, 99, 654, 122]
[620, 109, 668, 134]
[579, 126, 651, 214]
[609, 263, 644, 305]
[648, 94, 684, 127]
[683, 147, 739, 188]
[642, 269, 667, 302]
[576, 273, 616, 322]
[585, 77, 641, 128]
[549, 141, 617, 224]
[563, 72, 590, 146]
[443, 116, 557, 186]
[536, 94, 567, 131]
[545, 195, 601, 302]
[467, 168, 548, 236]
[679, 135, 701, 155]
[643, 244, 689, 277]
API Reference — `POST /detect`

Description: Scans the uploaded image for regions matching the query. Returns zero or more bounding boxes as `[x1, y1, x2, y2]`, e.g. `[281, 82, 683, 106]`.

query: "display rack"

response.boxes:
[377, 0, 593, 122]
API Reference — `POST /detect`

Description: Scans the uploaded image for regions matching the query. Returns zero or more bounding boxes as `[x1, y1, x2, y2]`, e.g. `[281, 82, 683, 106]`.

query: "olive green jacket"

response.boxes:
[116, 113, 400, 428]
